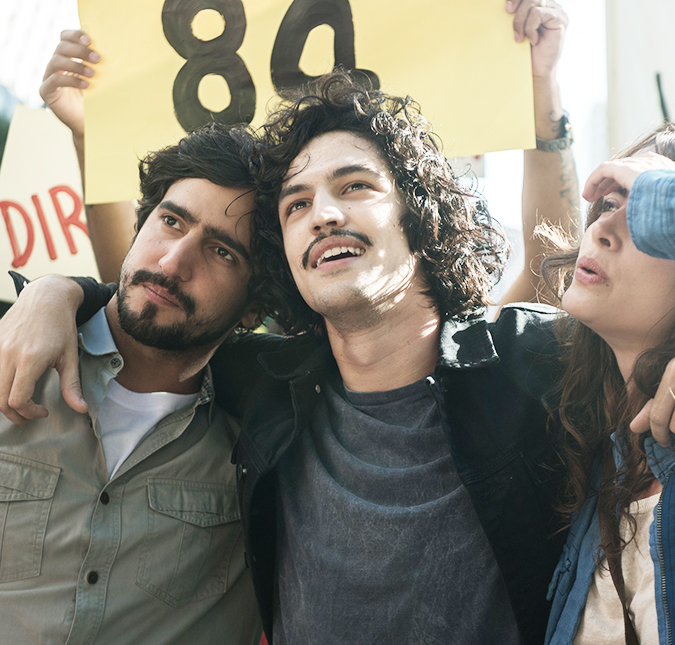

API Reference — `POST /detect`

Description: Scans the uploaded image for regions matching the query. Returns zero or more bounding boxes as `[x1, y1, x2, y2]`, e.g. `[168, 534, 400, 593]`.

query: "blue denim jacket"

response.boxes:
[546, 169, 675, 644]
[545, 439, 675, 644]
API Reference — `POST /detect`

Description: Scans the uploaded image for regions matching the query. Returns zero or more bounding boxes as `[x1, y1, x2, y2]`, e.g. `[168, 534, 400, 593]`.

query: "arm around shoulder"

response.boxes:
[0, 275, 91, 423]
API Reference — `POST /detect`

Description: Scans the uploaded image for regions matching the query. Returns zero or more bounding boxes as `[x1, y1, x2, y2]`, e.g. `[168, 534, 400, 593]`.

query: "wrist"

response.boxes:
[41, 275, 85, 309]
[535, 112, 573, 152]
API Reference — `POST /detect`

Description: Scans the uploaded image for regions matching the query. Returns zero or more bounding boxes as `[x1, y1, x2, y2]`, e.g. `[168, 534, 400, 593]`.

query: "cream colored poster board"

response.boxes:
[80, 0, 534, 204]
[0, 105, 100, 302]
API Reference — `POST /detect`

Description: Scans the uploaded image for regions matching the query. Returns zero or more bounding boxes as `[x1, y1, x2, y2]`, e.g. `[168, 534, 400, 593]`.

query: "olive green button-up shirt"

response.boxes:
[0, 308, 261, 645]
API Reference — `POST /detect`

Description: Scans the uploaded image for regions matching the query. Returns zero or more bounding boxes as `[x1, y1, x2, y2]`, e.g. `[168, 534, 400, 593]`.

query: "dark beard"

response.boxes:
[116, 269, 239, 351]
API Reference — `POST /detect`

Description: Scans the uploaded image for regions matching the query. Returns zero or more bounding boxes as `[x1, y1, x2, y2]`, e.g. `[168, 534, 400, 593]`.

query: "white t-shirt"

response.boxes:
[574, 492, 660, 645]
[97, 378, 198, 478]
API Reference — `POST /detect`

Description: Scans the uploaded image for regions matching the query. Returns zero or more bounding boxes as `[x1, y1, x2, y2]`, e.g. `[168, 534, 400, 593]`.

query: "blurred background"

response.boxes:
[0, 0, 673, 309]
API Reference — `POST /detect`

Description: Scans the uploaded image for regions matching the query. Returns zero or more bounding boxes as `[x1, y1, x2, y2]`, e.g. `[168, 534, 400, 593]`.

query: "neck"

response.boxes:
[602, 330, 662, 383]
[325, 295, 441, 392]
[613, 349, 639, 384]
[104, 299, 214, 394]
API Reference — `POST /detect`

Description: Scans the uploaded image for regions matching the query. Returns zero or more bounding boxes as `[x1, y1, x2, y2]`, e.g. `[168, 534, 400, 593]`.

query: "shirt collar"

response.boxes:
[78, 307, 213, 418]
[78, 307, 119, 358]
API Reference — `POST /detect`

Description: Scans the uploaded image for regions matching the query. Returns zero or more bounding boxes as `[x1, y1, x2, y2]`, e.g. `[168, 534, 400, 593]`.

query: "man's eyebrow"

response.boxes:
[203, 225, 251, 263]
[158, 200, 251, 263]
[159, 200, 197, 225]
[278, 164, 385, 202]
[328, 164, 383, 184]
[617, 186, 628, 197]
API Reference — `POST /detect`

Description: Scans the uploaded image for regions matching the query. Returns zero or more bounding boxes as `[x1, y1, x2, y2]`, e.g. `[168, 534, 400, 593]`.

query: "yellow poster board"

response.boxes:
[80, 0, 534, 204]
[0, 106, 100, 302]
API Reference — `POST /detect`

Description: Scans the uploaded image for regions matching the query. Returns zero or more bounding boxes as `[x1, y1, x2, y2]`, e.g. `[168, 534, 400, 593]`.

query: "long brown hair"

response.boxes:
[540, 123, 675, 639]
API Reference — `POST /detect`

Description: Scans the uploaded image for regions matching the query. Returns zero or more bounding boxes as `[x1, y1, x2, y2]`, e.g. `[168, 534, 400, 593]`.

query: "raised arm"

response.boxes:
[40, 30, 135, 282]
[499, 0, 580, 307]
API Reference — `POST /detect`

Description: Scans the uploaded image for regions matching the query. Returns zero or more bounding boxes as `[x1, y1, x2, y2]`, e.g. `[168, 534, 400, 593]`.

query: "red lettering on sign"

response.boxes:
[0, 200, 35, 268]
[1, 185, 88, 268]
[31, 194, 57, 260]
[48, 185, 87, 255]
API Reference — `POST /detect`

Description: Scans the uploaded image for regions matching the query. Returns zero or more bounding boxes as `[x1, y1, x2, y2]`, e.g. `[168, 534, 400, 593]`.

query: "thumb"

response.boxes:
[57, 352, 87, 414]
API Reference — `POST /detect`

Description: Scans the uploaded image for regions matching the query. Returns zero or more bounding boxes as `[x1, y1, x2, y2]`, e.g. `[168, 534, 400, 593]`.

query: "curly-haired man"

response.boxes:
[231, 69, 567, 645]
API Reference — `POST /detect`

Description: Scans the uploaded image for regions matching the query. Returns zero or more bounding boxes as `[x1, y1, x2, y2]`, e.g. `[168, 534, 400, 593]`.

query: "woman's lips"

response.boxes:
[574, 256, 609, 285]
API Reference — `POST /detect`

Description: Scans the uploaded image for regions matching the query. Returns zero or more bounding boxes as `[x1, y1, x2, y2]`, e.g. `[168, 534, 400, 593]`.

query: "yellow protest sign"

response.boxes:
[0, 106, 100, 302]
[80, 0, 534, 204]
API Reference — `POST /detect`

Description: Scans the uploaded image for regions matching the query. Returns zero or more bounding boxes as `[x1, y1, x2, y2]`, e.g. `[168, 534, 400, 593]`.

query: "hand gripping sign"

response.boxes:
[80, 0, 535, 204]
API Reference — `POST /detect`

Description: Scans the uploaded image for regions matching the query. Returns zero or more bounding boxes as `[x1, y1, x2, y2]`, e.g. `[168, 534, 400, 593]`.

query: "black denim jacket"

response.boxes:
[68, 277, 566, 645]
[228, 303, 566, 645]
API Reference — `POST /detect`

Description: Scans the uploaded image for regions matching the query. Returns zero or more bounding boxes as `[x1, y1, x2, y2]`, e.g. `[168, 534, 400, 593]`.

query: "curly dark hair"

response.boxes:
[135, 122, 256, 233]
[250, 71, 508, 334]
[540, 122, 675, 633]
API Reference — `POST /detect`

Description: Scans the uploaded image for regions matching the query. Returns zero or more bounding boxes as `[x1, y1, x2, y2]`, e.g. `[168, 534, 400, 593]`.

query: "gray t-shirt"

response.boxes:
[274, 372, 520, 644]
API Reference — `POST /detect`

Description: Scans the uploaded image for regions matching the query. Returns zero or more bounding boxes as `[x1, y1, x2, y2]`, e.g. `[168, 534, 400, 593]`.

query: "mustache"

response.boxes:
[301, 229, 373, 270]
[127, 269, 196, 316]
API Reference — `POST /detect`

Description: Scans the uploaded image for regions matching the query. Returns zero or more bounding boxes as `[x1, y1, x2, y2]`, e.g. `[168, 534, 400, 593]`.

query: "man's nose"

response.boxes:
[158, 238, 195, 281]
[310, 193, 347, 233]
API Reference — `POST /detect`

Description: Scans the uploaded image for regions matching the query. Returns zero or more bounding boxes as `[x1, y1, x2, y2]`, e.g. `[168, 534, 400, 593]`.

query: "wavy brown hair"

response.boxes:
[136, 122, 256, 232]
[541, 122, 675, 637]
[249, 71, 508, 334]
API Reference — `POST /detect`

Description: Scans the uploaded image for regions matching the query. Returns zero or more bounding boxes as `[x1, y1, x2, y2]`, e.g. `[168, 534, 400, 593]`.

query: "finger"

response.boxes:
[512, 2, 535, 42]
[43, 54, 96, 82]
[6, 359, 49, 422]
[583, 176, 619, 203]
[56, 353, 88, 415]
[0, 364, 24, 423]
[6, 398, 49, 423]
[53, 39, 99, 63]
[505, 0, 520, 14]
[40, 73, 90, 104]
[0, 405, 32, 425]
[522, 8, 544, 45]
[524, 7, 567, 45]
[648, 372, 675, 447]
[60, 29, 92, 46]
[582, 163, 620, 201]
[630, 400, 652, 435]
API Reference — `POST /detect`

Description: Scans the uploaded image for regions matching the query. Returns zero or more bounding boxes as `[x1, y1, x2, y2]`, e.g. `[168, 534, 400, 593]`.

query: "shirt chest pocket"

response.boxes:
[136, 478, 243, 607]
[0, 453, 60, 583]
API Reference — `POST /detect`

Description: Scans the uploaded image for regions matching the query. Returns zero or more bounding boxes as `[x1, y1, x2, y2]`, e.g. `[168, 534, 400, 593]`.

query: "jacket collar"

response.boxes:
[257, 316, 498, 382]
[436, 316, 498, 370]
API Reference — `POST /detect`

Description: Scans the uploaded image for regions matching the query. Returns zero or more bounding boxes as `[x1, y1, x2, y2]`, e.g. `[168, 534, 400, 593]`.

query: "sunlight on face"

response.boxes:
[278, 131, 430, 330]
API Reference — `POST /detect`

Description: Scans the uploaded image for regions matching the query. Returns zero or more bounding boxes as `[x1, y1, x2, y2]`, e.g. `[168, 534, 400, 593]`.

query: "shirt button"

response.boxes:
[110, 357, 121, 369]
[237, 464, 247, 479]
[87, 416, 93, 428]
[100, 492, 110, 505]
[315, 384, 321, 393]
[87, 571, 99, 585]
